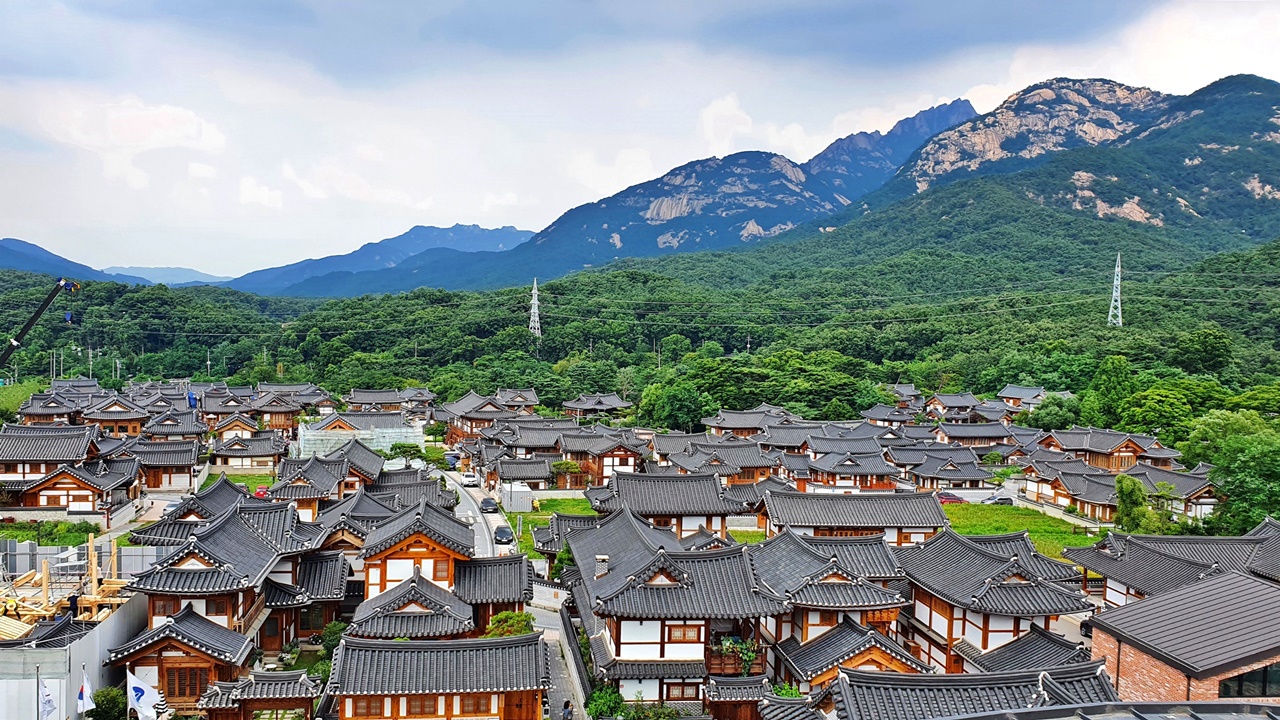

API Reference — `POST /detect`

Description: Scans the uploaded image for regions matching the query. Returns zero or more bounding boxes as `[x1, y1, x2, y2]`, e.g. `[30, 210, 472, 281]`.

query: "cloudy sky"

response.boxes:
[1, 0, 1278, 276]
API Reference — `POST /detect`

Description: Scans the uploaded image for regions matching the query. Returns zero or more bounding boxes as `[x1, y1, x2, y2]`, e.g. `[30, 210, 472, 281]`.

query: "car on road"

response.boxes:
[162, 500, 183, 515]
[982, 495, 1014, 505]
[493, 526, 515, 545]
[479, 497, 499, 513]
[460, 471, 480, 487]
[937, 492, 968, 505]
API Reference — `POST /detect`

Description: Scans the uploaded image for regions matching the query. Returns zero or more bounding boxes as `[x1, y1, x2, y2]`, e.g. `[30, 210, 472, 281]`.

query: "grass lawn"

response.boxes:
[200, 473, 276, 492]
[504, 497, 595, 557]
[732, 530, 767, 544]
[944, 504, 1100, 559]
[0, 379, 45, 422]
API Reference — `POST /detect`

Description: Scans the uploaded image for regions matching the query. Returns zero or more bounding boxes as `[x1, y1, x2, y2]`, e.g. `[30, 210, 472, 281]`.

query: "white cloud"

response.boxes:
[281, 162, 328, 199]
[239, 176, 282, 209]
[188, 162, 218, 179]
[564, 147, 655, 196]
[481, 191, 520, 212]
[698, 93, 754, 157]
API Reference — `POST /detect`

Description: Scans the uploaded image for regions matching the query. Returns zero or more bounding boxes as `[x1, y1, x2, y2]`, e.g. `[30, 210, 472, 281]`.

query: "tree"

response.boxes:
[1114, 474, 1150, 532]
[550, 543, 576, 578]
[1170, 324, 1234, 375]
[638, 380, 714, 432]
[480, 610, 535, 637]
[1227, 383, 1280, 415]
[1080, 356, 1139, 428]
[818, 398, 855, 421]
[586, 686, 625, 719]
[1175, 409, 1278, 467]
[1021, 394, 1079, 430]
[319, 620, 348, 657]
[387, 442, 426, 462]
[85, 687, 127, 720]
[1208, 434, 1280, 535]
[1118, 388, 1194, 443]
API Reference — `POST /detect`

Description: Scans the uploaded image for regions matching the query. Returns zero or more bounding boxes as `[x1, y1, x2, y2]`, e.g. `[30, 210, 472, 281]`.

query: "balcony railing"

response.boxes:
[233, 592, 267, 635]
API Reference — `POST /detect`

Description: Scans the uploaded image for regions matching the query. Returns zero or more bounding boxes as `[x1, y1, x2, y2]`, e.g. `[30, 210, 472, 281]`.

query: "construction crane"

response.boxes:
[0, 277, 80, 370]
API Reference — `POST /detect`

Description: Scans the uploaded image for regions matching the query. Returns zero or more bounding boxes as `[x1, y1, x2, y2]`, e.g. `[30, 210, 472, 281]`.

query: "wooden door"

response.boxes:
[261, 616, 282, 651]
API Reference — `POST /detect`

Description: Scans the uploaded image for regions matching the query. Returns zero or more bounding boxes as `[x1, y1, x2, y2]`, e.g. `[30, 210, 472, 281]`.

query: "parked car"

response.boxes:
[982, 496, 1014, 506]
[493, 526, 515, 545]
[937, 492, 968, 505]
[479, 497, 499, 513]
[460, 471, 480, 487]
[162, 500, 183, 515]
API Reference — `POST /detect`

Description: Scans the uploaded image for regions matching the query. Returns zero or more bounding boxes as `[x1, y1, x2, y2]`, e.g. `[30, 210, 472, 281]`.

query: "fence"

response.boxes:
[559, 604, 594, 696]
[1, 539, 162, 581]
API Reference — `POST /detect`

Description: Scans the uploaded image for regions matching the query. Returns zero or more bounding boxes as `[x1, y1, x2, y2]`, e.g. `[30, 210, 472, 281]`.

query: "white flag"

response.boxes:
[38, 678, 58, 720]
[126, 670, 165, 720]
[78, 671, 96, 713]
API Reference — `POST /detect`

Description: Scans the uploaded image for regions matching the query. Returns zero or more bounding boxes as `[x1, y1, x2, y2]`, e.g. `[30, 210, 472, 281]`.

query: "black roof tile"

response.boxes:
[327, 632, 549, 695]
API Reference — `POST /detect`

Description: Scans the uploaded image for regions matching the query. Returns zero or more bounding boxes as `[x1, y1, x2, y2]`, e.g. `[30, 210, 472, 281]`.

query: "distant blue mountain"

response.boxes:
[103, 266, 232, 284]
[223, 224, 533, 295]
[0, 238, 150, 284]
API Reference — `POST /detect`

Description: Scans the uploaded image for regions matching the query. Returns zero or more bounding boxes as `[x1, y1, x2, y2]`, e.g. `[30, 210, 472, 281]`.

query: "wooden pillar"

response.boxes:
[41, 559, 50, 608]
[88, 533, 99, 599]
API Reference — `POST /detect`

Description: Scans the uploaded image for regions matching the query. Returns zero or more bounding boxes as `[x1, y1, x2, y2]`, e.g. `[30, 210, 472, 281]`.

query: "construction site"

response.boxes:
[0, 534, 151, 718]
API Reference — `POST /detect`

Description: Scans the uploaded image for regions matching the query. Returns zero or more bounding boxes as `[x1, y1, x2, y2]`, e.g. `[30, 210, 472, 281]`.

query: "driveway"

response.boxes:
[442, 470, 498, 557]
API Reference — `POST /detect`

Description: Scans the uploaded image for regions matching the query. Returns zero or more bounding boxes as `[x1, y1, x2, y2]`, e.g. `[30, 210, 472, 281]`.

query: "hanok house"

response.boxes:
[923, 393, 981, 420]
[996, 384, 1049, 411]
[143, 408, 210, 442]
[201, 389, 257, 428]
[703, 404, 804, 438]
[0, 423, 95, 486]
[17, 391, 81, 425]
[399, 387, 438, 420]
[125, 501, 349, 671]
[859, 404, 917, 428]
[2, 457, 139, 518]
[346, 566, 477, 640]
[128, 474, 273, 546]
[121, 438, 202, 491]
[801, 452, 901, 493]
[81, 393, 151, 437]
[494, 387, 540, 413]
[495, 458, 555, 490]
[566, 510, 788, 710]
[885, 446, 992, 491]
[1038, 427, 1181, 471]
[1090, 571, 1280, 702]
[198, 670, 322, 720]
[267, 455, 350, 521]
[209, 432, 287, 473]
[438, 391, 520, 445]
[212, 412, 260, 442]
[343, 388, 405, 412]
[108, 604, 255, 714]
[932, 423, 1015, 451]
[749, 529, 926, 692]
[251, 391, 304, 435]
[669, 440, 779, 485]
[894, 529, 1092, 672]
[761, 489, 947, 545]
[359, 497, 534, 631]
[322, 632, 550, 720]
[563, 392, 634, 419]
[585, 471, 752, 539]
[561, 433, 646, 483]
[1062, 519, 1280, 607]
[956, 622, 1091, 673]
[824, 662, 1118, 720]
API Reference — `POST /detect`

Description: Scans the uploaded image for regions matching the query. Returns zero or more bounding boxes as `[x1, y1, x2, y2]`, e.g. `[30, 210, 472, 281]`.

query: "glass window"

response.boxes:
[1219, 662, 1280, 698]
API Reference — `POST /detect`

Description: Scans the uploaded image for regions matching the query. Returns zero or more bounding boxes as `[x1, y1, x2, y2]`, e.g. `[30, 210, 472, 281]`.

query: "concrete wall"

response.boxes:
[296, 426, 422, 457]
[0, 593, 147, 719]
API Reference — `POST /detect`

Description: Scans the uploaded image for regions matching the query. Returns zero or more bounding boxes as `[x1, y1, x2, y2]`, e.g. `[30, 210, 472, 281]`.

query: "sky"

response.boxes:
[1, 0, 1279, 276]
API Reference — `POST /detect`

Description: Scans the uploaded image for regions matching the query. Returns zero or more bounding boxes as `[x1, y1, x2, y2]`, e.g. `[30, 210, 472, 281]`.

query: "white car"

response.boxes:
[460, 471, 480, 487]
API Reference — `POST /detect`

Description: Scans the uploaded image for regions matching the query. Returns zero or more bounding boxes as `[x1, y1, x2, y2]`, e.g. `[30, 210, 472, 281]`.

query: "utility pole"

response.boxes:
[528, 278, 542, 339]
[87, 344, 93, 379]
[207, 349, 212, 377]
[746, 334, 752, 353]
[1107, 252, 1123, 327]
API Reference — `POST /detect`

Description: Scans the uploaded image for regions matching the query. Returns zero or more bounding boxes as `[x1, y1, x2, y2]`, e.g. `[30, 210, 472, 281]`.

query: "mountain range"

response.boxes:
[0, 238, 149, 284]
[4, 75, 1280, 298]
[103, 266, 232, 284]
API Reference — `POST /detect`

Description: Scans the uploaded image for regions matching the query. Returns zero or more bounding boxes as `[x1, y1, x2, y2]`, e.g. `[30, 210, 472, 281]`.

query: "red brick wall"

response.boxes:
[1093, 628, 1280, 702]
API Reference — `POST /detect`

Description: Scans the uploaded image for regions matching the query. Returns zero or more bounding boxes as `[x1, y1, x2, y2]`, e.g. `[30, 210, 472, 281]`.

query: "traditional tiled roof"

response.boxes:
[936, 423, 1015, 441]
[592, 545, 787, 619]
[564, 393, 633, 412]
[749, 530, 906, 609]
[3, 457, 139, 493]
[348, 566, 474, 639]
[327, 632, 549, 695]
[532, 512, 601, 555]
[1122, 462, 1214, 499]
[927, 393, 981, 409]
[586, 472, 751, 516]
[570, 581, 708, 681]
[808, 452, 900, 477]
[129, 475, 271, 545]
[343, 389, 404, 405]
[776, 617, 932, 679]
[705, 676, 773, 702]
[703, 406, 801, 430]
[82, 393, 151, 421]
[454, 554, 535, 604]
[681, 526, 739, 551]
[757, 694, 826, 720]
[198, 670, 321, 709]
[650, 431, 709, 455]
[361, 496, 474, 558]
[250, 391, 302, 413]
[801, 436, 885, 457]
[723, 476, 794, 507]
[999, 385, 1047, 401]
[213, 412, 259, 431]
[0, 613, 95, 648]
[108, 604, 253, 664]
[121, 438, 201, 467]
[1062, 531, 1275, 595]
[830, 662, 1117, 720]
[956, 624, 1090, 672]
[1091, 571, 1280, 678]
[316, 486, 400, 539]
[324, 438, 385, 479]
[209, 433, 286, 458]
[496, 458, 554, 482]
[366, 468, 459, 510]
[798, 534, 904, 579]
[308, 412, 408, 431]
[143, 408, 209, 435]
[269, 455, 345, 500]
[763, 489, 947, 530]
[0, 426, 93, 462]
[895, 530, 1091, 617]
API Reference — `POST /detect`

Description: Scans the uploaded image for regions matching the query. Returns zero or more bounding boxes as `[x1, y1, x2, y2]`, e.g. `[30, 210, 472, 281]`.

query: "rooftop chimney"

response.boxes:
[594, 555, 610, 578]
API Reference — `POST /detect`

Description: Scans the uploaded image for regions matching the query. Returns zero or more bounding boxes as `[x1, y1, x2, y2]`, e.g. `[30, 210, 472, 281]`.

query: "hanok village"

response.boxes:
[4, 378, 1280, 720]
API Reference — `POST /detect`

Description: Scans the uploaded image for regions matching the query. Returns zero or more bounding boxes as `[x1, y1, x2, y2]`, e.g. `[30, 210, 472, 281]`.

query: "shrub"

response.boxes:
[86, 687, 127, 720]
[480, 611, 535, 637]
[771, 683, 803, 698]
[320, 621, 348, 656]
[585, 686, 624, 719]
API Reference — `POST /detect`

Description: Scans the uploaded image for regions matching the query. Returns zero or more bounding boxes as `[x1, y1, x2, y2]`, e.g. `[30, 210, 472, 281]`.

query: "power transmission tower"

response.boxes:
[1107, 253, 1123, 327]
[528, 278, 542, 338]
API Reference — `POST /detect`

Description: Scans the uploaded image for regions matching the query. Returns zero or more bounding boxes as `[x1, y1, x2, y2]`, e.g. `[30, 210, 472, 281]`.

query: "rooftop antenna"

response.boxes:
[1107, 253, 1123, 327]
[529, 278, 542, 339]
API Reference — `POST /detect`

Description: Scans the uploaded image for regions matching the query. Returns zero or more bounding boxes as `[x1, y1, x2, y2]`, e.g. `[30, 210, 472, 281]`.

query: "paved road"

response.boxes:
[532, 607, 588, 718]
[442, 469, 498, 557]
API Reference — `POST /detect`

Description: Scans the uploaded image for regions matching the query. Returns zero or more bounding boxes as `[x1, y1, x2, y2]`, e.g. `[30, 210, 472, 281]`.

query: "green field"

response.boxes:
[731, 530, 766, 544]
[200, 473, 277, 492]
[0, 379, 45, 423]
[504, 497, 595, 557]
[944, 504, 1100, 559]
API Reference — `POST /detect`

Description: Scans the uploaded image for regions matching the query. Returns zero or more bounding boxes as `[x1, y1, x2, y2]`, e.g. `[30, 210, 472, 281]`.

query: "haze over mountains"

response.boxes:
[5, 75, 1280, 298]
